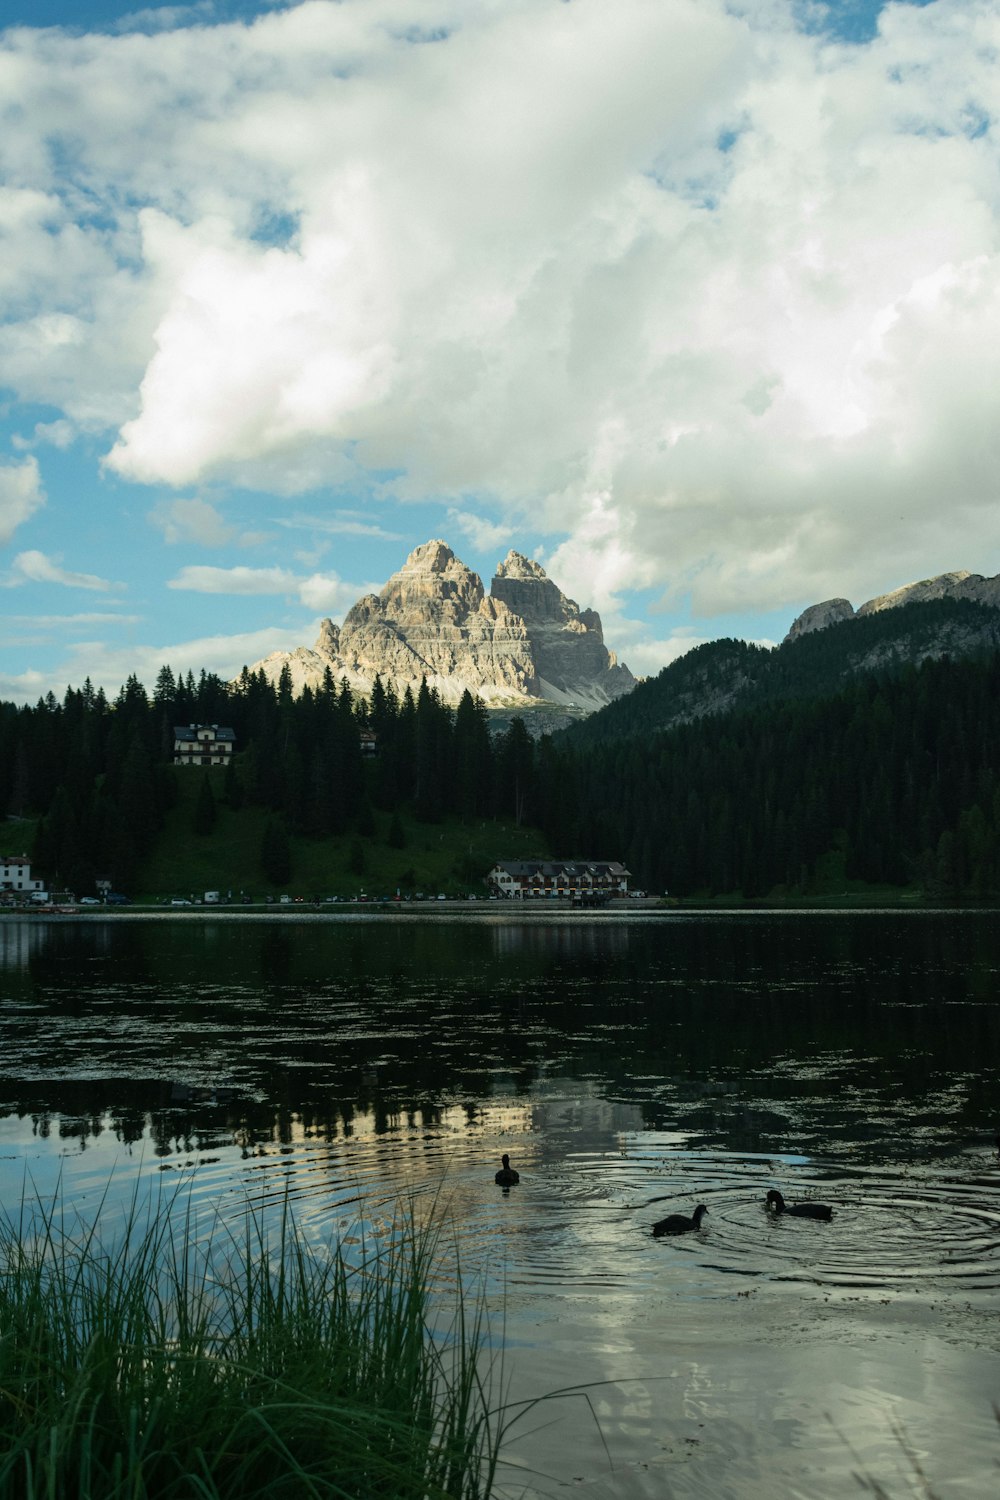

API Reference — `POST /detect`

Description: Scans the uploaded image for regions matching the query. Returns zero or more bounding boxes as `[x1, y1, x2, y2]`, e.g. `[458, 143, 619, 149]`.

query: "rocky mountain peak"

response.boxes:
[785, 598, 855, 642]
[495, 550, 547, 581]
[378, 539, 485, 623]
[857, 570, 977, 616]
[315, 618, 340, 654]
[402, 539, 460, 573]
[248, 539, 635, 710]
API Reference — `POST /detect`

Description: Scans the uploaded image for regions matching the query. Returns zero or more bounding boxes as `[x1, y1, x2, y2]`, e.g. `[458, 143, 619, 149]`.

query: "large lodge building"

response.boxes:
[487, 860, 630, 900]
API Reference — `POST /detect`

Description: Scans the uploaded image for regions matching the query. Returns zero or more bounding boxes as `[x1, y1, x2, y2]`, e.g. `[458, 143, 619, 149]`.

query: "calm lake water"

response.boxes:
[1, 910, 999, 1498]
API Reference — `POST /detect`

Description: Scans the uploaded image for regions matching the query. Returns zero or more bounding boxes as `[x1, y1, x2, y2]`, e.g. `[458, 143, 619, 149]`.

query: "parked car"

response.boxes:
[105, 893, 130, 905]
[170, 898, 191, 906]
[79, 896, 101, 906]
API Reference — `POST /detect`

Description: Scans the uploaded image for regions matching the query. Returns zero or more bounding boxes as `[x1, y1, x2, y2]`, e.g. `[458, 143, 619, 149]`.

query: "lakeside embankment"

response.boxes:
[3, 893, 990, 917]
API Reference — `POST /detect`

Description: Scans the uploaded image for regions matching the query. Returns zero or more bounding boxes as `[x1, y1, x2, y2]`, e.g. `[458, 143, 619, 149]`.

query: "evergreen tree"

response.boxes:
[453, 690, 492, 819]
[497, 718, 534, 826]
[153, 665, 177, 706]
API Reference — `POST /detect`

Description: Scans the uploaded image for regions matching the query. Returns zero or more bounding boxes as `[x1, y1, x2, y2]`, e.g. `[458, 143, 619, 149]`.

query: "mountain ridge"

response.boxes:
[561, 595, 1000, 748]
[785, 568, 1000, 640]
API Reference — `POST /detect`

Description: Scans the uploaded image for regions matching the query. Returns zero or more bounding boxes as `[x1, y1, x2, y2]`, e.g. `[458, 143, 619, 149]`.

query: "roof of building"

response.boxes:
[173, 724, 236, 743]
[490, 860, 630, 877]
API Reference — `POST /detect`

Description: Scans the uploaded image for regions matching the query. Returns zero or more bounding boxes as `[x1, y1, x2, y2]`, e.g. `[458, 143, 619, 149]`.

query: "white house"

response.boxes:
[0, 853, 44, 896]
[173, 724, 236, 767]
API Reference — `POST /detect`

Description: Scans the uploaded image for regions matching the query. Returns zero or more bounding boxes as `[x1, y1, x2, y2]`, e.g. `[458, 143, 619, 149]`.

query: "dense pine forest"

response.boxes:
[1, 620, 999, 900]
[0, 665, 540, 898]
[549, 652, 1000, 898]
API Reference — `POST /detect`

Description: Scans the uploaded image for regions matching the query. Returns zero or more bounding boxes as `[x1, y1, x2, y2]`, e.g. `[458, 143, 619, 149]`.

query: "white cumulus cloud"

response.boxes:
[148, 497, 236, 546]
[6, 550, 124, 592]
[167, 561, 361, 612]
[2, 0, 1000, 623]
[168, 564, 300, 594]
[42, 625, 312, 706]
[0, 457, 45, 545]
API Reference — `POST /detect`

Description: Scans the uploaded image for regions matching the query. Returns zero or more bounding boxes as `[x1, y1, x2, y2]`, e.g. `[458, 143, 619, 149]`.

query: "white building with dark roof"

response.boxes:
[0, 853, 44, 896]
[173, 724, 236, 767]
[487, 860, 629, 899]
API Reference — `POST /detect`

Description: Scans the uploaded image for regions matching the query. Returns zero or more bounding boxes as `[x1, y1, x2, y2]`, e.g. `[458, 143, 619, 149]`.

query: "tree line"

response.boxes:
[2, 644, 999, 900]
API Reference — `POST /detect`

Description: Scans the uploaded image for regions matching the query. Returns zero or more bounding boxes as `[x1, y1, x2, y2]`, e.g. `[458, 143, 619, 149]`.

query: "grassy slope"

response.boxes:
[138, 768, 550, 901]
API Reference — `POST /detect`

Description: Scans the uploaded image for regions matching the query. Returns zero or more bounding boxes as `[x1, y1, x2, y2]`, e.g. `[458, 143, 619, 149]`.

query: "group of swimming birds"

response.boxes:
[650, 1189, 833, 1236]
[493, 1155, 833, 1232]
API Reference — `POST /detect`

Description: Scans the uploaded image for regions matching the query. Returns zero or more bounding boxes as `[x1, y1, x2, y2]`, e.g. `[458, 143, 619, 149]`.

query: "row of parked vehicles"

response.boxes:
[0, 891, 131, 910]
[165, 891, 493, 906]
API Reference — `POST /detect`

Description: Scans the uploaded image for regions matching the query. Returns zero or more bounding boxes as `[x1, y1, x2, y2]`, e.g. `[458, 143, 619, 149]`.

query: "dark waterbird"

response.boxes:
[652, 1204, 708, 1236]
[495, 1154, 520, 1186]
[766, 1188, 833, 1221]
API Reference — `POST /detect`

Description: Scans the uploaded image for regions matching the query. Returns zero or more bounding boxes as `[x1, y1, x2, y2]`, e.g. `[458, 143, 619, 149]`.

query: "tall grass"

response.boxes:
[0, 1189, 501, 1499]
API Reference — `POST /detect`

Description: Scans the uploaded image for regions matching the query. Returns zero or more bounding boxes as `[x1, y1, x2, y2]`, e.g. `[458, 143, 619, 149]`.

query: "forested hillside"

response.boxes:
[0, 665, 540, 898]
[562, 597, 1000, 747]
[537, 652, 1000, 898]
[2, 637, 998, 902]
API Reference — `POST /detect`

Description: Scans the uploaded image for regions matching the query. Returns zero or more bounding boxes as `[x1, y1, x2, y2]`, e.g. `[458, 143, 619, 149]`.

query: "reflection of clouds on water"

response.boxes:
[1, 914, 1000, 1496]
[0, 920, 47, 970]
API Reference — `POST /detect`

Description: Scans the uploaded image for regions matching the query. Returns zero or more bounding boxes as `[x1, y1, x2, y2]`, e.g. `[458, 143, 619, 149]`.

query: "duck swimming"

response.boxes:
[652, 1204, 708, 1236]
[766, 1188, 833, 1221]
[495, 1153, 520, 1186]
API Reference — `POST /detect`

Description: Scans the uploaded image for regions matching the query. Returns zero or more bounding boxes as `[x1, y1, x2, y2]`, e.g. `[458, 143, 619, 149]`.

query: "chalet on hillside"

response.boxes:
[487, 860, 630, 899]
[173, 724, 235, 767]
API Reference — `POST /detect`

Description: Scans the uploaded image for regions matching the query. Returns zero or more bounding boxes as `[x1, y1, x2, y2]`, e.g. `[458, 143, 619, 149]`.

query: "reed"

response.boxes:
[0, 1188, 500, 1499]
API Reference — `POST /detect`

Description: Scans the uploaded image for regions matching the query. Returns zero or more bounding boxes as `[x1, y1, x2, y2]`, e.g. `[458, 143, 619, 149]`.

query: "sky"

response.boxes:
[1, 0, 997, 703]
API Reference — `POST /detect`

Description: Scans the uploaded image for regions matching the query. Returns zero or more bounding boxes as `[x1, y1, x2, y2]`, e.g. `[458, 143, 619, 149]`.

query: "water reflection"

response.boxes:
[1, 912, 999, 1162]
[1, 911, 999, 1496]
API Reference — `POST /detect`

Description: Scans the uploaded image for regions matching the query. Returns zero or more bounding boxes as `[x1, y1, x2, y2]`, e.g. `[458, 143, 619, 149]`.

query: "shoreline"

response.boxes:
[2, 896, 997, 918]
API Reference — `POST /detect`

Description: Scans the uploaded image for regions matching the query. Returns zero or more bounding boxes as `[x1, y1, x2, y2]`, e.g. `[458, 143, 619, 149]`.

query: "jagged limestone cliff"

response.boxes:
[249, 540, 634, 708]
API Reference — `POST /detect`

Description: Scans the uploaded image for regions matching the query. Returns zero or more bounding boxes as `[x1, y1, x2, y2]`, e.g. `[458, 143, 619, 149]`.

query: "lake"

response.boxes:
[1, 909, 998, 1497]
